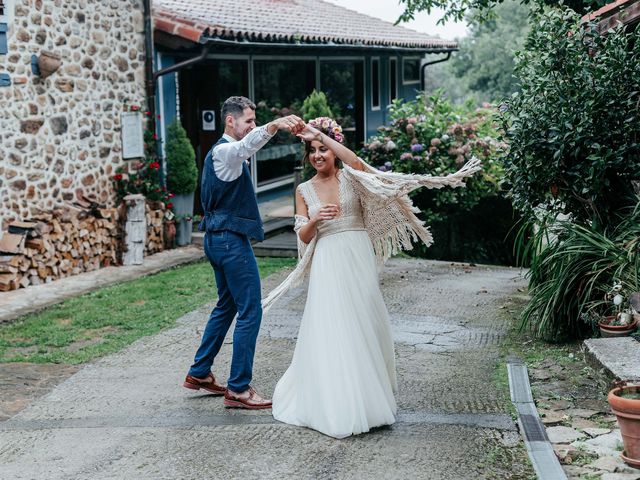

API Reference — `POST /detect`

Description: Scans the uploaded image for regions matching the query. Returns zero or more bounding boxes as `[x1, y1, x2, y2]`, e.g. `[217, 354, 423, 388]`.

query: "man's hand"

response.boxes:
[266, 115, 305, 136]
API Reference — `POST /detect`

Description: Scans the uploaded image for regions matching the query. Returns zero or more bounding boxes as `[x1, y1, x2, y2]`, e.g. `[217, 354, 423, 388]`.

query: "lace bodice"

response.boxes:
[296, 170, 365, 240]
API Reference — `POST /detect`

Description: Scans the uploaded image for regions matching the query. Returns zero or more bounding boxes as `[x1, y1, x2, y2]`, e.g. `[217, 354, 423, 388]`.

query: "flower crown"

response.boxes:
[308, 117, 344, 144]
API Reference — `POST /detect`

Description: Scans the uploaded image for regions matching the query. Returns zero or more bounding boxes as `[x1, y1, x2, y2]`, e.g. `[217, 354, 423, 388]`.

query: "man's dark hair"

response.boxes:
[221, 96, 256, 122]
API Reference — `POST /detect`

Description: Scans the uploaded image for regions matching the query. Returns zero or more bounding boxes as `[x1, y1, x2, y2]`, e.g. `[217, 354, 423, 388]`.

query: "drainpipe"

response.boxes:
[153, 43, 212, 80]
[143, 0, 155, 132]
[421, 52, 452, 92]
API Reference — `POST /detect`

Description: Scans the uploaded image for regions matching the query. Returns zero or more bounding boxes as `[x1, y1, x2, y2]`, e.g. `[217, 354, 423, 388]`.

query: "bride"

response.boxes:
[266, 117, 481, 439]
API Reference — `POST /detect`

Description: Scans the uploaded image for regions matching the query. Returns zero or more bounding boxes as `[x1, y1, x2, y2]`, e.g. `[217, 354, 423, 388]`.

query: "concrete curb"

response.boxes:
[583, 337, 640, 384]
[507, 358, 568, 480]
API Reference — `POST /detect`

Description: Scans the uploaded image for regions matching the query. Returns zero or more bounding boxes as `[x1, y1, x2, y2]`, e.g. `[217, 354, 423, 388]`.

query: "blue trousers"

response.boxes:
[188, 230, 262, 393]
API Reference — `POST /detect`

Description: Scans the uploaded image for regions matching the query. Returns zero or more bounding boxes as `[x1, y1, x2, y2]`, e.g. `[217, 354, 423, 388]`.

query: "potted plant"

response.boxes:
[608, 381, 640, 468]
[597, 283, 639, 338]
[165, 119, 197, 246]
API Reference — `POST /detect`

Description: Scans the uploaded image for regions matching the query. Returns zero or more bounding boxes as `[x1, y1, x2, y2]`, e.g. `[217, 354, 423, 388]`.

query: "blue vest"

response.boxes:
[198, 137, 265, 241]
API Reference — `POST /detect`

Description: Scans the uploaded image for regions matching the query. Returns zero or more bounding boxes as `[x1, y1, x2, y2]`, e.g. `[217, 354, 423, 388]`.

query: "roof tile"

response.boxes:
[153, 0, 457, 50]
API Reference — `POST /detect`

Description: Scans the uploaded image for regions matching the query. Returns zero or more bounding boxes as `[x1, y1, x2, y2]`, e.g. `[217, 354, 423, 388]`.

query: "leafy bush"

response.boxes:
[165, 120, 197, 195]
[500, 8, 640, 231]
[360, 92, 518, 264]
[301, 90, 333, 121]
[361, 91, 505, 225]
[519, 201, 640, 341]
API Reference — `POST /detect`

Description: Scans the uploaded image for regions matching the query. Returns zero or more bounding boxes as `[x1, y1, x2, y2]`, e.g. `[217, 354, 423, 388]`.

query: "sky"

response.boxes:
[324, 0, 469, 40]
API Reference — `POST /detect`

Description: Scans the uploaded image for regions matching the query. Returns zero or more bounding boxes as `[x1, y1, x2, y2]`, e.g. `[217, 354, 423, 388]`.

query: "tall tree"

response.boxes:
[398, 0, 606, 24]
[426, 0, 530, 104]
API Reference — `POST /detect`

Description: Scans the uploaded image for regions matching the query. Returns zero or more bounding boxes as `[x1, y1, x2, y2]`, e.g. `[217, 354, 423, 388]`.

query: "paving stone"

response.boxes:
[572, 418, 603, 429]
[563, 465, 598, 478]
[542, 399, 573, 410]
[530, 369, 552, 381]
[574, 430, 624, 456]
[600, 473, 640, 480]
[566, 408, 600, 419]
[547, 426, 587, 443]
[583, 427, 613, 438]
[554, 444, 581, 464]
[590, 455, 630, 472]
[540, 409, 569, 426]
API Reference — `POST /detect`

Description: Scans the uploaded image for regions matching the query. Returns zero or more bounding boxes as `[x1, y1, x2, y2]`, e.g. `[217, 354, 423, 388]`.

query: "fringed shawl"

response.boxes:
[261, 157, 482, 313]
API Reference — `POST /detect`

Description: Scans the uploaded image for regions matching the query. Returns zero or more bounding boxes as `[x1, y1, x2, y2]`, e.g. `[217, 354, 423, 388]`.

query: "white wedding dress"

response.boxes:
[272, 171, 398, 438]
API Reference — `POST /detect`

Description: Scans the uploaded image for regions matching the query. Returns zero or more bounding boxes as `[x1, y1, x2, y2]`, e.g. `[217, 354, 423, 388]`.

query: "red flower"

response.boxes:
[149, 161, 160, 170]
[152, 133, 158, 140]
[144, 111, 150, 116]
[166, 202, 173, 210]
[131, 105, 140, 111]
[155, 188, 161, 193]
[169, 193, 174, 198]
[157, 114, 161, 120]
[113, 173, 123, 181]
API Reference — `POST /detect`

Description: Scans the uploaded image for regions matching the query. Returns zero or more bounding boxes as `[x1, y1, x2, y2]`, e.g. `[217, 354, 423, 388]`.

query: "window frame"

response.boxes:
[370, 56, 381, 111]
[389, 57, 398, 104]
[402, 56, 421, 85]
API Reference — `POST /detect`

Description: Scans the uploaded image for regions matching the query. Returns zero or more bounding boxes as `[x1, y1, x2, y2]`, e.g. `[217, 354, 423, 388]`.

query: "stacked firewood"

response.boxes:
[0, 200, 120, 292]
[145, 202, 165, 255]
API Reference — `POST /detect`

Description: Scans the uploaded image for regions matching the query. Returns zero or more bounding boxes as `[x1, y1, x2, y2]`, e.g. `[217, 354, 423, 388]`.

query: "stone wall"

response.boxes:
[0, 0, 147, 229]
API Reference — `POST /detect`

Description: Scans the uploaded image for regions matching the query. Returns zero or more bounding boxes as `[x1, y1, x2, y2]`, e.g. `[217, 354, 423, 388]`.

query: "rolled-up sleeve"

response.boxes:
[213, 127, 275, 181]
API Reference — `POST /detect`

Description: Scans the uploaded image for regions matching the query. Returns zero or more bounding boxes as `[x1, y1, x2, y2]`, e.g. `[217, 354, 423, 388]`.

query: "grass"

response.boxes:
[0, 258, 295, 364]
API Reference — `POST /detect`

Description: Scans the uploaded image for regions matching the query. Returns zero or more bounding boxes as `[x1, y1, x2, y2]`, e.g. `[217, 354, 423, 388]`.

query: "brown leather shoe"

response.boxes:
[183, 372, 226, 395]
[224, 386, 272, 410]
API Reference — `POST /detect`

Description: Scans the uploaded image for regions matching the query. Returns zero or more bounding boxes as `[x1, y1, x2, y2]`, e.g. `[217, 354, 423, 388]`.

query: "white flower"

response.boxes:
[385, 140, 396, 151]
[612, 283, 622, 292]
[441, 134, 450, 141]
[613, 294, 624, 306]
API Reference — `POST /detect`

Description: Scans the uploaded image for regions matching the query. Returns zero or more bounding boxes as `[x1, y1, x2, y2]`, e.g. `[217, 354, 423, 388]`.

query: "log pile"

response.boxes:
[0, 200, 120, 292]
[145, 202, 165, 256]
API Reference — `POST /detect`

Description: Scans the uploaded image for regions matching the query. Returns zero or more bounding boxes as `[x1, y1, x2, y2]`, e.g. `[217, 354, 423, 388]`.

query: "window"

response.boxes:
[0, 1, 8, 55]
[389, 58, 398, 103]
[253, 60, 316, 186]
[0, 0, 9, 22]
[402, 57, 421, 85]
[371, 57, 380, 110]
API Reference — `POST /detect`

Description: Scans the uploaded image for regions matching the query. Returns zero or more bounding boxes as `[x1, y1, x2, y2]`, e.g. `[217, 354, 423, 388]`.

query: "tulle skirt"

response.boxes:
[272, 229, 397, 439]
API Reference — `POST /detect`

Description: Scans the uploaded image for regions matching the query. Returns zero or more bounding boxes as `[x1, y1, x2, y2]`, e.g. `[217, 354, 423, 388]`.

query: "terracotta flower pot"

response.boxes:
[599, 316, 638, 338]
[608, 385, 640, 468]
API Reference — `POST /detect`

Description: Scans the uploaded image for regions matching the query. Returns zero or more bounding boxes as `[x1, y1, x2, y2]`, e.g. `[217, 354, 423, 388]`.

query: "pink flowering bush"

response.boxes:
[361, 91, 505, 225]
[360, 92, 516, 264]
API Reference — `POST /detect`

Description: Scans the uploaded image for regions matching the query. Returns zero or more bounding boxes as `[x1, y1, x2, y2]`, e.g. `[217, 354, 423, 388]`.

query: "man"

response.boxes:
[183, 96, 304, 409]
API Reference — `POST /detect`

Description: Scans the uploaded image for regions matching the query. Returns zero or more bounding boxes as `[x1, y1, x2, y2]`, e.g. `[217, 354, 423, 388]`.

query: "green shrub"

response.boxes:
[359, 91, 516, 264]
[165, 120, 197, 194]
[518, 201, 640, 341]
[499, 8, 640, 231]
[361, 92, 504, 220]
[301, 90, 333, 121]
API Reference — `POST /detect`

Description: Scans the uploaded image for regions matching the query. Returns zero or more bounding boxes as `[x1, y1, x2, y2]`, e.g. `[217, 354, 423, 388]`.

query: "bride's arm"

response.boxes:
[298, 125, 365, 171]
[295, 188, 338, 244]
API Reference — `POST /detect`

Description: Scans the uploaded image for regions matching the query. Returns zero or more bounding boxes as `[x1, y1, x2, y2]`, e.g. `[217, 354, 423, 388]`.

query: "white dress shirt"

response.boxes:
[212, 126, 274, 182]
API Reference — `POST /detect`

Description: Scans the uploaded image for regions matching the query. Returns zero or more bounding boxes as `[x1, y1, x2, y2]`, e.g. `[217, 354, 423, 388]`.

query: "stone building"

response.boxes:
[0, 0, 147, 228]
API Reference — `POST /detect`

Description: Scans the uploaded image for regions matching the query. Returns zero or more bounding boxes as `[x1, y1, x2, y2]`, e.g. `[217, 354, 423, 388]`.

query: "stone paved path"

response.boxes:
[0, 259, 534, 479]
